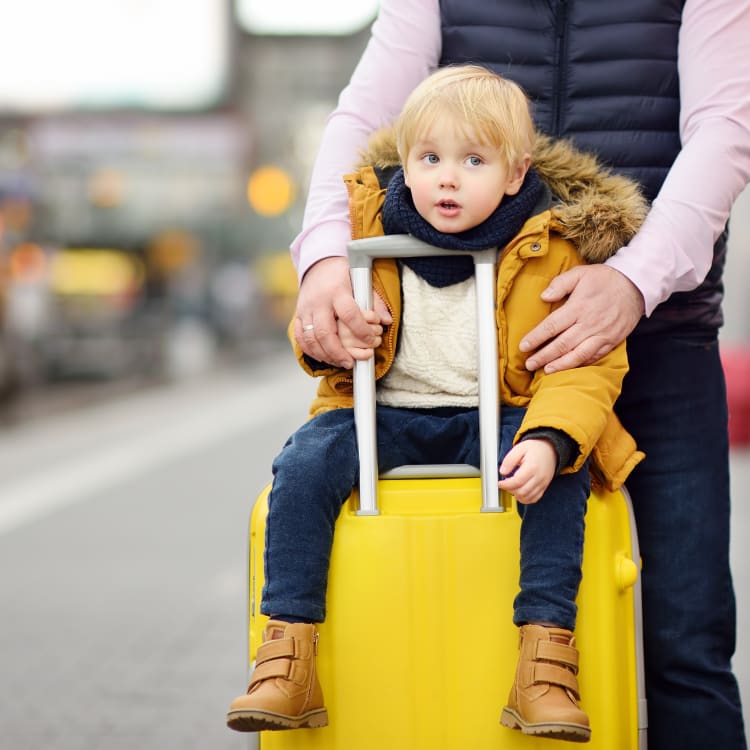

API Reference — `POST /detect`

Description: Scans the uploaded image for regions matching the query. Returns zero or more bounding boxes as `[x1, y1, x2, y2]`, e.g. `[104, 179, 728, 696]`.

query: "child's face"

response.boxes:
[404, 120, 529, 234]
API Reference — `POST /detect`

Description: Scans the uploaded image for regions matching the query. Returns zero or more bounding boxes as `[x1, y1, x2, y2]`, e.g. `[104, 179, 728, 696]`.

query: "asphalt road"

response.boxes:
[0, 353, 748, 749]
[0, 354, 316, 750]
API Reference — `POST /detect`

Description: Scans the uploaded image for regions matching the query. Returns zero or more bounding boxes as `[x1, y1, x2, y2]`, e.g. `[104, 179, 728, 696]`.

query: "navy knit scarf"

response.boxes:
[381, 167, 543, 287]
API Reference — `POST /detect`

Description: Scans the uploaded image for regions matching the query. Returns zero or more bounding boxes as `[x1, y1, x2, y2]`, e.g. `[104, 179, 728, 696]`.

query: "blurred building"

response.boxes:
[0, 1, 374, 392]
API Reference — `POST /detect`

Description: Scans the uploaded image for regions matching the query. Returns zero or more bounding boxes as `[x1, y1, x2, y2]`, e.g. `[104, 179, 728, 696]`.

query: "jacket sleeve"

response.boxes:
[505, 233, 632, 474]
[516, 340, 630, 474]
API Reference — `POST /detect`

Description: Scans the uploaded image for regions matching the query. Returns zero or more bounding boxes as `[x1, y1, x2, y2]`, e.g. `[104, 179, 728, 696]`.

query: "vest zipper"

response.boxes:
[553, 0, 569, 136]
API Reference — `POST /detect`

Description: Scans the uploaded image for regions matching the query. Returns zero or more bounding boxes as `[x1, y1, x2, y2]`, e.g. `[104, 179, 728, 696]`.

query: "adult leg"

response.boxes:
[618, 332, 746, 749]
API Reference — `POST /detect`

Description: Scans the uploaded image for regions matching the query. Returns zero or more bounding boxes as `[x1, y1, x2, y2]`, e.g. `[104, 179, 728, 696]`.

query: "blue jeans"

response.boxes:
[617, 331, 746, 749]
[261, 405, 589, 629]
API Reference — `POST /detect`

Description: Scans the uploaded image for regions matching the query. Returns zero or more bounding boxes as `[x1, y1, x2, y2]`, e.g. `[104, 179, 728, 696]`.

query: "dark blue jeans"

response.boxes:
[617, 331, 746, 749]
[261, 404, 589, 630]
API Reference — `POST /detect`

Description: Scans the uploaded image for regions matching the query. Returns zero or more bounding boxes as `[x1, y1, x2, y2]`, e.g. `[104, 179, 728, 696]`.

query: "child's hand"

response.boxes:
[335, 291, 390, 367]
[337, 309, 383, 364]
[498, 439, 557, 504]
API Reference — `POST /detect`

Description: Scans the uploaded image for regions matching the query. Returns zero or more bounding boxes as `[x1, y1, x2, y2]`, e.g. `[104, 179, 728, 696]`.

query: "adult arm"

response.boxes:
[290, 0, 440, 366]
[522, 0, 750, 372]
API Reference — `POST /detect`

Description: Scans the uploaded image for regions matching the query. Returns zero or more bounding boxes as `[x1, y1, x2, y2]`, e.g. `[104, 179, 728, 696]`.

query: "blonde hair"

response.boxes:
[395, 65, 535, 171]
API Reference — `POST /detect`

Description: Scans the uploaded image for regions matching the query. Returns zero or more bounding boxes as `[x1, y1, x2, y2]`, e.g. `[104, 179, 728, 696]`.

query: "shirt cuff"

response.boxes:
[291, 220, 352, 282]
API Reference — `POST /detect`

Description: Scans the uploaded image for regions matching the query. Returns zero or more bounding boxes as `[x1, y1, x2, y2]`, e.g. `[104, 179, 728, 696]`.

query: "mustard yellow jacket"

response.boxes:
[292, 133, 646, 490]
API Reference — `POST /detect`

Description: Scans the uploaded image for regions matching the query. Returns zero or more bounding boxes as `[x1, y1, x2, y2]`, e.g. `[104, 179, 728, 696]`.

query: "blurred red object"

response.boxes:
[722, 344, 750, 447]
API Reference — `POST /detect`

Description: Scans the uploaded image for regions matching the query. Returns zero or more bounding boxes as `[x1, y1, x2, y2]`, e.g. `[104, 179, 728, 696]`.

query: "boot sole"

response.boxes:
[500, 707, 591, 743]
[227, 707, 328, 733]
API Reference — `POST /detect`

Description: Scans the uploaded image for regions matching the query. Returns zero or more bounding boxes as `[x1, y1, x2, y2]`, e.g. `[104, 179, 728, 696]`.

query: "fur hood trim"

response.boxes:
[357, 128, 648, 263]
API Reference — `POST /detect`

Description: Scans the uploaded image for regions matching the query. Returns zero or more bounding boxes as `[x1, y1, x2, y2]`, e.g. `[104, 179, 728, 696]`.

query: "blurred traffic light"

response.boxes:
[247, 165, 296, 217]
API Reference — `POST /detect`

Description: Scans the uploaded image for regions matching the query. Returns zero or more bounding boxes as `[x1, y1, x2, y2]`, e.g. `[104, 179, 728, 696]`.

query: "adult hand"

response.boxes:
[519, 265, 645, 373]
[294, 256, 392, 368]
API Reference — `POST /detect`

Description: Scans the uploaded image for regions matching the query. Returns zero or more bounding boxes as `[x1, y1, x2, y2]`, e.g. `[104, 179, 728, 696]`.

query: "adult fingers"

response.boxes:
[293, 310, 349, 366]
[294, 257, 356, 367]
[519, 266, 586, 354]
[521, 266, 644, 373]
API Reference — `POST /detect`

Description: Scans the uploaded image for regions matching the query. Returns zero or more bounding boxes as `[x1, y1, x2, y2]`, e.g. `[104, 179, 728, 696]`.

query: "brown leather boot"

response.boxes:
[226, 620, 328, 732]
[500, 624, 591, 743]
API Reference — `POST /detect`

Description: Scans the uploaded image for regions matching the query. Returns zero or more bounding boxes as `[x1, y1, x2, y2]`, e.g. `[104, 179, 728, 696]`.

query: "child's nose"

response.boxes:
[439, 170, 458, 188]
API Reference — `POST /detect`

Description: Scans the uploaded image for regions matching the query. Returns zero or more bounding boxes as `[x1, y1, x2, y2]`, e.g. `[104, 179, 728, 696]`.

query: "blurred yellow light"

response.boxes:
[147, 229, 199, 274]
[51, 250, 144, 296]
[247, 166, 296, 217]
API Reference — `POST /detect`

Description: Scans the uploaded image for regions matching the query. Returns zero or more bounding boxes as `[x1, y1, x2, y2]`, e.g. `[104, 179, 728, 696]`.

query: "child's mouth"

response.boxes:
[438, 200, 461, 216]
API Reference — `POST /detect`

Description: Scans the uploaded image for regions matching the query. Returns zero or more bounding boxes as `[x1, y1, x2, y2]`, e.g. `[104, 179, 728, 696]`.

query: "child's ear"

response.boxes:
[403, 168, 411, 188]
[504, 153, 531, 196]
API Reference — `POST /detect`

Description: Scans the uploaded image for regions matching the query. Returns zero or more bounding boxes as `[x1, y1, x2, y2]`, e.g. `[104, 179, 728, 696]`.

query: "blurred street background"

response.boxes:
[0, 2, 749, 748]
[0, 0, 377, 410]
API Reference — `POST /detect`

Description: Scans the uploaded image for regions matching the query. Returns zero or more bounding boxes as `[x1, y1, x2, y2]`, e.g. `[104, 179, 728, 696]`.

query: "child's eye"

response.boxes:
[421, 153, 439, 165]
[466, 155, 483, 167]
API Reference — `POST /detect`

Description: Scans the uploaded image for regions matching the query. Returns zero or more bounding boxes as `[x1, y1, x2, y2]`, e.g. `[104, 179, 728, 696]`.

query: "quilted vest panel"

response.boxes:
[439, 0, 724, 331]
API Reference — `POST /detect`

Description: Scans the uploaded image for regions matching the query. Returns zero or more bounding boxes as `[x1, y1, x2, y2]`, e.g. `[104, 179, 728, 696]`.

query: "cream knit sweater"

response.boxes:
[377, 265, 479, 408]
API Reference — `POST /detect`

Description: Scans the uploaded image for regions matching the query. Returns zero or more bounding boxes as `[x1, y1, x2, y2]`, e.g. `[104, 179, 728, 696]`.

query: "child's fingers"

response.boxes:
[499, 473, 542, 504]
[338, 322, 382, 352]
[498, 449, 547, 504]
[373, 291, 393, 325]
[347, 346, 377, 362]
[360, 309, 384, 338]
[498, 444, 525, 477]
[498, 464, 531, 491]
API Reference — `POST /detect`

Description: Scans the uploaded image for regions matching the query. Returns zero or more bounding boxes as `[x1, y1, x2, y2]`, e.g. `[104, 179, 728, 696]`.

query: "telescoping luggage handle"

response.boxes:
[348, 234, 502, 515]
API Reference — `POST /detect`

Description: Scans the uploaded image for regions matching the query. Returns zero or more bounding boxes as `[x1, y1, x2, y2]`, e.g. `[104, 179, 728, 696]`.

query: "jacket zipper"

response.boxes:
[553, 0, 569, 136]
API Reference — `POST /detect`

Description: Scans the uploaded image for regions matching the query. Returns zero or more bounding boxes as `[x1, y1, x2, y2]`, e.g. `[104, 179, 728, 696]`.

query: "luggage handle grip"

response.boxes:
[348, 235, 502, 515]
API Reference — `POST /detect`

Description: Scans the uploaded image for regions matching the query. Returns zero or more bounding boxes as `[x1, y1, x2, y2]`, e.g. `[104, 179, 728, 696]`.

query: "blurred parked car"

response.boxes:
[43, 246, 155, 378]
[4, 243, 159, 380]
[0, 248, 19, 403]
[2, 241, 51, 386]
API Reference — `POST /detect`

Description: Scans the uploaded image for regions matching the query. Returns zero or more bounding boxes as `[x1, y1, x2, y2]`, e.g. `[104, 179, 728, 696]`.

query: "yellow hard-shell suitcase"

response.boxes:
[245, 236, 647, 749]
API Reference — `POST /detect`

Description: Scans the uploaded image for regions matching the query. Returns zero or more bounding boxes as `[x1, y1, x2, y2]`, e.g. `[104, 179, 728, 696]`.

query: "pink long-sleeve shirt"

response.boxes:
[290, 0, 750, 316]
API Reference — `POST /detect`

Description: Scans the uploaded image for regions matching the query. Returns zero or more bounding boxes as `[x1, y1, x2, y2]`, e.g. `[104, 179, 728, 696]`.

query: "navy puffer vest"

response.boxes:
[440, 0, 725, 332]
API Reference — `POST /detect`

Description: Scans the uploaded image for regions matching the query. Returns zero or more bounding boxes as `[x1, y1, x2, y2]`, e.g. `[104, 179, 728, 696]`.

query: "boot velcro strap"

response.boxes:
[257, 636, 312, 664]
[249, 657, 292, 687]
[249, 657, 308, 688]
[256, 638, 295, 664]
[532, 662, 581, 698]
[535, 640, 579, 671]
